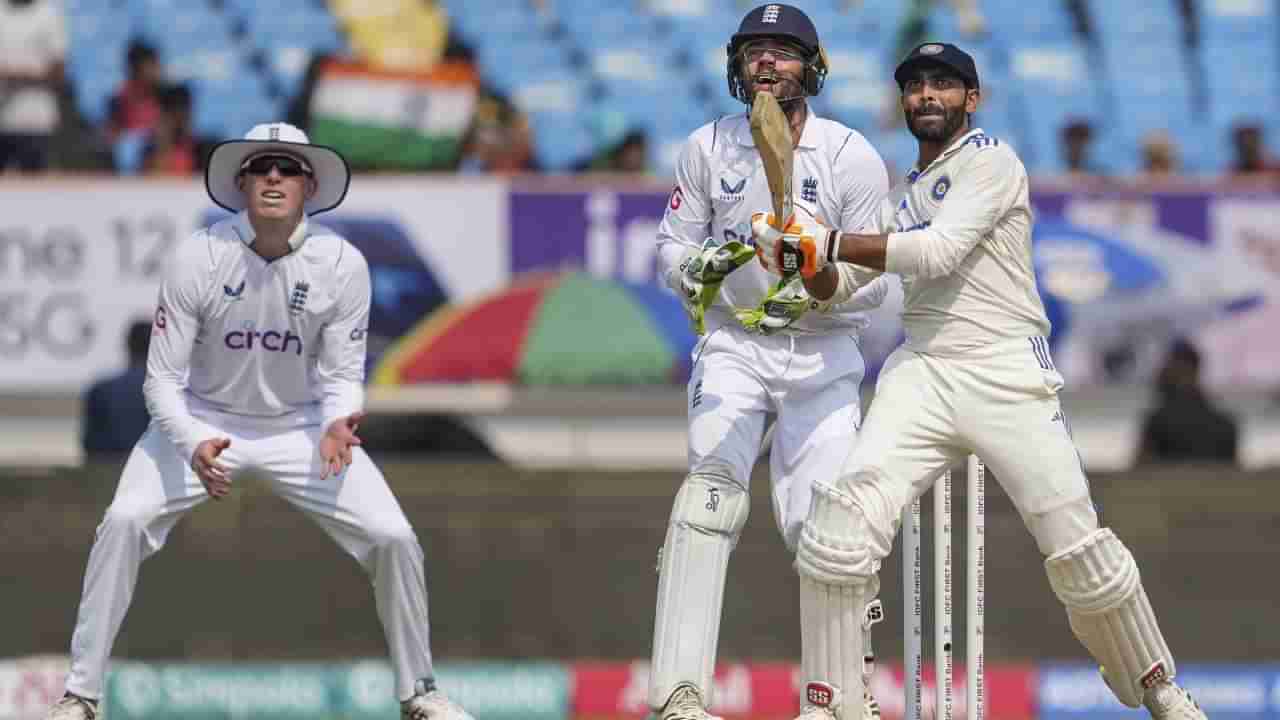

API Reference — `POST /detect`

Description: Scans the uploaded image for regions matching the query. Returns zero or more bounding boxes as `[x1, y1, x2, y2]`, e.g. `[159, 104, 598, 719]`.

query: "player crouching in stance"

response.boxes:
[45, 123, 472, 720]
[650, 4, 890, 720]
[751, 44, 1207, 719]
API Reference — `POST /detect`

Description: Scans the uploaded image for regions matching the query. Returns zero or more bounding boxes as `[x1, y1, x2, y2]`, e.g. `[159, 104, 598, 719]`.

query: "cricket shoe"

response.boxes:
[401, 679, 474, 720]
[1145, 681, 1208, 719]
[659, 683, 723, 720]
[794, 691, 881, 720]
[44, 694, 97, 720]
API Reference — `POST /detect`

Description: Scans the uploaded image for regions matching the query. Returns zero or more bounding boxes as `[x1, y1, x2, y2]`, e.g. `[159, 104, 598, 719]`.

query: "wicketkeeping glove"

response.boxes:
[673, 238, 757, 334]
[751, 212, 839, 279]
[735, 276, 819, 335]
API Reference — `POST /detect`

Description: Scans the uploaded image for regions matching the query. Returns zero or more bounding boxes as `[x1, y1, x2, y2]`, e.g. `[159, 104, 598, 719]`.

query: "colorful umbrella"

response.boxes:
[374, 271, 698, 386]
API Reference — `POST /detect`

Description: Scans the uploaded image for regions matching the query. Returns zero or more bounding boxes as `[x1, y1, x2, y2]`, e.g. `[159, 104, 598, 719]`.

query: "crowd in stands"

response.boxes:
[2, 0, 1278, 180]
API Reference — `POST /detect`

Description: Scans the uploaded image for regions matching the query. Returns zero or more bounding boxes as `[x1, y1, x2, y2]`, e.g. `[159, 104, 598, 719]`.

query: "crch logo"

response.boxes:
[224, 329, 303, 355]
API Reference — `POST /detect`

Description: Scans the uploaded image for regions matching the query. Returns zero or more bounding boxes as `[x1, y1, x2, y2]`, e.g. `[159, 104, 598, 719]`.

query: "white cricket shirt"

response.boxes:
[144, 212, 370, 461]
[657, 107, 891, 334]
[877, 128, 1050, 355]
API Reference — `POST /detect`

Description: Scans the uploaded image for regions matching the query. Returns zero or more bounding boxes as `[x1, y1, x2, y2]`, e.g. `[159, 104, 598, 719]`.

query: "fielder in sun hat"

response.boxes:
[205, 122, 351, 215]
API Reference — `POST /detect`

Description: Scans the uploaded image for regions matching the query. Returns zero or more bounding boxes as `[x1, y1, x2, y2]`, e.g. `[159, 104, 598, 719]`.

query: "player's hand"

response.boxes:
[319, 411, 365, 479]
[191, 437, 232, 500]
[735, 276, 816, 334]
[751, 212, 839, 279]
[672, 238, 756, 334]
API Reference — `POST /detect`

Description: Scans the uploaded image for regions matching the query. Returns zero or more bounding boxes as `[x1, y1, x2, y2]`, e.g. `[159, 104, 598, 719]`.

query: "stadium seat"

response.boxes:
[1005, 43, 1100, 173]
[978, 0, 1076, 45]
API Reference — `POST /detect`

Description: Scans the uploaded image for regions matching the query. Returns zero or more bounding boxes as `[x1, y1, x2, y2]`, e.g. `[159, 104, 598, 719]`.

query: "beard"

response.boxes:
[747, 70, 806, 104]
[906, 102, 967, 142]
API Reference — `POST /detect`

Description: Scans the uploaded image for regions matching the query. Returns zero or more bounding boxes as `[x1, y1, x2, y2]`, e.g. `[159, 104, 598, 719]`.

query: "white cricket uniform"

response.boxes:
[658, 109, 891, 548]
[838, 128, 1099, 566]
[65, 212, 436, 703]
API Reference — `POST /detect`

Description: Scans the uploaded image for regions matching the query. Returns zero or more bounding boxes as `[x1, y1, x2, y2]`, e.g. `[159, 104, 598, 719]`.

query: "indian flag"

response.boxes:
[309, 59, 479, 170]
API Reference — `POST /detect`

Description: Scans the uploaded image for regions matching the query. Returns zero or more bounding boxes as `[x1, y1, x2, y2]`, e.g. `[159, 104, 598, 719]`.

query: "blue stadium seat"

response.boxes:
[1195, 0, 1278, 44]
[1005, 43, 1101, 173]
[244, 10, 345, 53]
[821, 45, 895, 133]
[473, 41, 573, 97]
[72, 65, 126, 126]
[1085, 0, 1182, 45]
[559, 5, 659, 51]
[978, 0, 1076, 45]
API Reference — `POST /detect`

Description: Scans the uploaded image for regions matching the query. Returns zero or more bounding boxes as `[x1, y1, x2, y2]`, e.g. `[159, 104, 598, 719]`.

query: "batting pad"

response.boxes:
[649, 472, 749, 709]
[800, 575, 870, 719]
[1045, 528, 1175, 707]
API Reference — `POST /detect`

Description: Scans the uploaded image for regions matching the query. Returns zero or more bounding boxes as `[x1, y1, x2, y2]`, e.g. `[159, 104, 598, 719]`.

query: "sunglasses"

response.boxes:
[240, 155, 312, 177]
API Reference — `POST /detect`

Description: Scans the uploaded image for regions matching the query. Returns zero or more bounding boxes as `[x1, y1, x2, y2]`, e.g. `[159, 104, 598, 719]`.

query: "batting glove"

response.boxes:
[750, 212, 839, 279]
[671, 238, 757, 334]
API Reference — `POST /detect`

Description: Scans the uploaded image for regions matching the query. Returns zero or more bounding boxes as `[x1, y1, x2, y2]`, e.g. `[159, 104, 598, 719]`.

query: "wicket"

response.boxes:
[903, 455, 985, 720]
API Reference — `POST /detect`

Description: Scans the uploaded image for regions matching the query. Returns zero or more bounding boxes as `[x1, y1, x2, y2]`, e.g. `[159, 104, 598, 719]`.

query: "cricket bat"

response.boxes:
[749, 90, 794, 230]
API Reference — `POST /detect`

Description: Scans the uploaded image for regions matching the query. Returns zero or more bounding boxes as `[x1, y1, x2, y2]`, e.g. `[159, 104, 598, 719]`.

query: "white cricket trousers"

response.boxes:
[840, 336, 1099, 563]
[65, 415, 434, 702]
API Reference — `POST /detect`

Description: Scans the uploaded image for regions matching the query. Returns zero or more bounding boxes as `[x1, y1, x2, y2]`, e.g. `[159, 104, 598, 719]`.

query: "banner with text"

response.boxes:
[0, 179, 505, 392]
[509, 186, 1280, 389]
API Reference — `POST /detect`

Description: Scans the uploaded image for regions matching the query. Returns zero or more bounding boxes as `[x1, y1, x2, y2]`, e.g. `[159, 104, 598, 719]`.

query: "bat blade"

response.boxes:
[749, 90, 794, 230]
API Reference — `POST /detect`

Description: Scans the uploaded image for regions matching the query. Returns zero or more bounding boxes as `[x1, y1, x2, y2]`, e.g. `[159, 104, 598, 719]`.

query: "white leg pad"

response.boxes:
[649, 471, 750, 709]
[795, 481, 878, 719]
[1045, 528, 1175, 708]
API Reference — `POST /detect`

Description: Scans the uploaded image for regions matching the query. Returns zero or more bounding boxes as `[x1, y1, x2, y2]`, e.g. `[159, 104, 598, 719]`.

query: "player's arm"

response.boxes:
[833, 147, 1018, 277]
[809, 133, 892, 303]
[317, 247, 371, 432]
[143, 233, 214, 463]
[656, 133, 714, 288]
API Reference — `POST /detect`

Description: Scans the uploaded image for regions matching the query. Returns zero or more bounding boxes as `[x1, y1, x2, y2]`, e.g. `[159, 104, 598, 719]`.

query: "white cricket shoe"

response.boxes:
[793, 691, 880, 720]
[659, 683, 723, 720]
[1145, 681, 1208, 719]
[44, 694, 97, 720]
[400, 680, 474, 720]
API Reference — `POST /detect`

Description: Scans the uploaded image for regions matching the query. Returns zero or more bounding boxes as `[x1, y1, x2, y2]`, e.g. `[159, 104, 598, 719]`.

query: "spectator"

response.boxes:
[1139, 339, 1238, 464]
[81, 320, 153, 457]
[0, 0, 67, 172]
[578, 129, 649, 175]
[1140, 130, 1178, 177]
[107, 40, 163, 140]
[1229, 124, 1278, 179]
[141, 83, 199, 175]
[1060, 119, 1104, 179]
[458, 92, 539, 174]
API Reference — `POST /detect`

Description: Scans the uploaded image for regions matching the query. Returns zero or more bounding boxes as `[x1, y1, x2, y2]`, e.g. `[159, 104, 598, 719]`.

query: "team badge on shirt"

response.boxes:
[288, 282, 310, 316]
[931, 175, 951, 202]
[801, 176, 818, 203]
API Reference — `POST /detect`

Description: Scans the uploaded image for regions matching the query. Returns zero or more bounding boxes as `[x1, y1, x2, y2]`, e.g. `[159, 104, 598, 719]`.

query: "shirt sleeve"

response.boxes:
[836, 132, 890, 235]
[143, 232, 212, 463]
[885, 144, 1022, 279]
[316, 244, 370, 431]
[824, 138, 891, 310]
[656, 129, 714, 289]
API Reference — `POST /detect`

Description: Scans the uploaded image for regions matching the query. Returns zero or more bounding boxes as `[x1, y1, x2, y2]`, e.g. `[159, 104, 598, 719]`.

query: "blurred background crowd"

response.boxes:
[4, 0, 1280, 180]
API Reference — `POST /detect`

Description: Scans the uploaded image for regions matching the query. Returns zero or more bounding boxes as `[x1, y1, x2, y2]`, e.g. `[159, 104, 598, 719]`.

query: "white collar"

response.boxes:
[907, 127, 987, 182]
[231, 211, 309, 252]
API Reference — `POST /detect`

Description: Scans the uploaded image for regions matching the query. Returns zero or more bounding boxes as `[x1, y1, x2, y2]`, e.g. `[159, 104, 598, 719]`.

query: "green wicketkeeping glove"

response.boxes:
[675, 239, 758, 334]
[735, 275, 817, 335]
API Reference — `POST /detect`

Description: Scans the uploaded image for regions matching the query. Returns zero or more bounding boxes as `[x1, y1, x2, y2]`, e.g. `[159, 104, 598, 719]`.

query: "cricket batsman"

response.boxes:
[751, 43, 1207, 719]
[45, 123, 473, 720]
[649, 4, 892, 719]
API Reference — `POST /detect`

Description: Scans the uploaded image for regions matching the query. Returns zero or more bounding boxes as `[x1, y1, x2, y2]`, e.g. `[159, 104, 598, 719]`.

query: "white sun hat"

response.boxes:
[205, 122, 350, 215]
